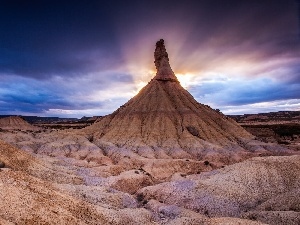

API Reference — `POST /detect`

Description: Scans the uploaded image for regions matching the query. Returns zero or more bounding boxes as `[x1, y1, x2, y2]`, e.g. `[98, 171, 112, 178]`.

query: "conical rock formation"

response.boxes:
[154, 39, 178, 82]
[84, 40, 287, 164]
[0, 116, 40, 131]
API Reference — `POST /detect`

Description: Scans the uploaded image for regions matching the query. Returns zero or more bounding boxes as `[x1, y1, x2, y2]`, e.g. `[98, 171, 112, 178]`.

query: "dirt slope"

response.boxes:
[0, 116, 40, 131]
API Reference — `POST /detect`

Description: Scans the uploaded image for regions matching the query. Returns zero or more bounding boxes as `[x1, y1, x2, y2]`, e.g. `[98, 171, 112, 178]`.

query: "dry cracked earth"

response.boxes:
[0, 39, 299, 225]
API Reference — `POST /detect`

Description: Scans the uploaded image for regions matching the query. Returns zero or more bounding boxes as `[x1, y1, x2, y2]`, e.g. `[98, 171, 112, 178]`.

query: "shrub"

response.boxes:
[136, 193, 144, 202]
[0, 161, 5, 168]
[142, 200, 148, 205]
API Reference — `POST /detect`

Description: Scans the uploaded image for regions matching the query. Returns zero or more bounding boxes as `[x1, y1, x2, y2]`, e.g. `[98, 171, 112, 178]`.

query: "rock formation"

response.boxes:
[0, 116, 40, 131]
[0, 39, 298, 224]
[154, 39, 178, 82]
[84, 39, 287, 165]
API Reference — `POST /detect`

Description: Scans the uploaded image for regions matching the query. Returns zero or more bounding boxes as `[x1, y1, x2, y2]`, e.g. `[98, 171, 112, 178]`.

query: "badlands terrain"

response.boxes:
[230, 111, 300, 152]
[0, 40, 299, 225]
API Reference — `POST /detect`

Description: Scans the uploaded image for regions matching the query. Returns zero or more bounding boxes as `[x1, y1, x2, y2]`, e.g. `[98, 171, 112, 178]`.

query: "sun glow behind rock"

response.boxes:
[176, 73, 197, 88]
[131, 69, 156, 95]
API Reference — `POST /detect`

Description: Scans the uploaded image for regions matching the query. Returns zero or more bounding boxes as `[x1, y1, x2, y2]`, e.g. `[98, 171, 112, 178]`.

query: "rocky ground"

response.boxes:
[0, 128, 299, 224]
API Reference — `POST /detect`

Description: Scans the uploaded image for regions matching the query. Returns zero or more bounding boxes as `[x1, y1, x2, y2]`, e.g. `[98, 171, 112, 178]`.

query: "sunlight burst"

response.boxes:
[176, 73, 195, 88]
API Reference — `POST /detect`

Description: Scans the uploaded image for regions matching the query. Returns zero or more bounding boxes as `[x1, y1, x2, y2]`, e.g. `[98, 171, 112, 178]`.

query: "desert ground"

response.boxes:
[0, 40, 299, 225]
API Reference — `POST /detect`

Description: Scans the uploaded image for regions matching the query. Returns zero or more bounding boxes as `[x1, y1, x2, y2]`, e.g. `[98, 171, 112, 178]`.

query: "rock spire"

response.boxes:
[83, 39, 287, 164]
[154, 39, 178, 82]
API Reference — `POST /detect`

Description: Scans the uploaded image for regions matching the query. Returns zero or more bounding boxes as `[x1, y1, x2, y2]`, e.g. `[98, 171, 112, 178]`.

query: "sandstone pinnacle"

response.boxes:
[82, 39, 276, 163]
[154, 39, 178, 82]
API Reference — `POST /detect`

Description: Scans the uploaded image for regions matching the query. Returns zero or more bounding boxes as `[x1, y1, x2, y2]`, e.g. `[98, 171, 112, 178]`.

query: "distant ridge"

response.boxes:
[0, 115, 78, 124]
[0, 116, 40, 131]
[229, 111, 300, 124]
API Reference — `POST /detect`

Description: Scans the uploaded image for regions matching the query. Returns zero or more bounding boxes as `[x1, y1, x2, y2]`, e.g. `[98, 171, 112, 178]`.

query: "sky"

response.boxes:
[0, 0, 300, 118]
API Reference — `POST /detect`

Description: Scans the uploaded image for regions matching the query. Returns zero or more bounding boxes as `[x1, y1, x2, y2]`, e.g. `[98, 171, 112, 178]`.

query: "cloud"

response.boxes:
[192, 76, 300, 103]
[0, 1, 123, 79]
[221, 99, 300, 115]
[187, 73, 300, 114]
[0, 0, 299, 117]
[0, 72, 135, 117]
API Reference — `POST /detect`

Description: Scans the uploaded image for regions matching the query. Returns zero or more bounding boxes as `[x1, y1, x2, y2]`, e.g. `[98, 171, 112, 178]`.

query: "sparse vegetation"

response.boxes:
[278, 140, 289, 145]
[136, 193, 144, 202]
[87, 135, 94, 142]
[138, 168, 145, 172]
[248, 215, 257, 221]
[242, 123, 300, 147]
[265, 206, 272, 211]
[142, 200, 148, 205]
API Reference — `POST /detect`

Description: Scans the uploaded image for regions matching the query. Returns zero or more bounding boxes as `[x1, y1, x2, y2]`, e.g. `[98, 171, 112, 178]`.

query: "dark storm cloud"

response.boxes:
[0, 71, 133, 116]
[275, 64, 300, 85]
[0, 0, 299, 116]
[114, 0, 299, 84]
[189, 76, 300, 107]
[297, 0, 300, 38]
[0, 0, 122, 78]
[1, 0, 298, 78]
